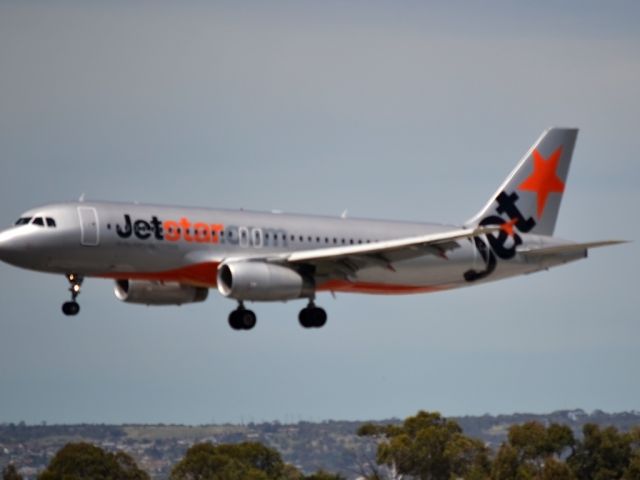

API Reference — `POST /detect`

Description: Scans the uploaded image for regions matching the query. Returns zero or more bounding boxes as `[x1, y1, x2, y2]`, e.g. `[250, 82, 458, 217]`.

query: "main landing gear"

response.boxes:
[228, 302, 257, 330]
[298, 301, 327, 329]
[226, 300, 328, 331]
[62, 273, 83, 316]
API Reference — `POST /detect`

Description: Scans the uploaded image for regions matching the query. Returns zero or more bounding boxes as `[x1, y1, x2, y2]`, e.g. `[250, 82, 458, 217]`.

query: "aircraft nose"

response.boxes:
[0, 228, 23, 263]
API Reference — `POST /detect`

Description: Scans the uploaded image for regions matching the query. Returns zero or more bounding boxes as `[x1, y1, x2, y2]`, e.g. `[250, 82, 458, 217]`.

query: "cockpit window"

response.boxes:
[32, 217, 45, 227]
[46, 217, 56, 227]
[14, 217, 32, 225]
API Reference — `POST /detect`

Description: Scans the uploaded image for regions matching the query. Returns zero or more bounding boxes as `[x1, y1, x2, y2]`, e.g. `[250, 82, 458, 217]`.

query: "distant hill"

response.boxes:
[1, 409, 639, 479]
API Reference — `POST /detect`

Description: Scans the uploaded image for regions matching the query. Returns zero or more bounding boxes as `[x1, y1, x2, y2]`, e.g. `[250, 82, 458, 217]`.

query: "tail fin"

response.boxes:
[466, 127, 578, 236]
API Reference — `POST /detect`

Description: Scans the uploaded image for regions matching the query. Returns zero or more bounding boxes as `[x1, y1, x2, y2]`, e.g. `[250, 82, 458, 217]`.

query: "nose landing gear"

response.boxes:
[62, 273, 83, 316]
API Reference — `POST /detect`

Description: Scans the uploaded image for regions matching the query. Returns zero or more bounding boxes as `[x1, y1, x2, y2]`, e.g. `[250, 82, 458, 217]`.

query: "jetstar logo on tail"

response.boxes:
[464, 147, 565, 282]
[464, 192, 535, 282]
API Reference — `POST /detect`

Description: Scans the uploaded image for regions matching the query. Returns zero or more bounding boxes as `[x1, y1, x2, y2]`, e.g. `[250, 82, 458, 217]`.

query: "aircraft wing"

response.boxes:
[517, 240, 628, 258]
[272, 225, 499, 274]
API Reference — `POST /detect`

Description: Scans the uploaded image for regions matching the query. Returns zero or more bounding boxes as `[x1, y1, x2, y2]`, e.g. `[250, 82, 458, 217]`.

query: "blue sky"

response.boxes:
[0, 1, 638, 424]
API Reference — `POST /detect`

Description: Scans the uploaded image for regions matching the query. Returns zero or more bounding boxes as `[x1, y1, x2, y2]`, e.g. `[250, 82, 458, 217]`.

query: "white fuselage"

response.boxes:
[0, 201, 581, 296]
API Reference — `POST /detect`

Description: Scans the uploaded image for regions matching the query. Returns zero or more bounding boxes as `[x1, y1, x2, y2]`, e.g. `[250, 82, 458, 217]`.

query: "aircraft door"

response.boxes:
[77, 207, 99, 246]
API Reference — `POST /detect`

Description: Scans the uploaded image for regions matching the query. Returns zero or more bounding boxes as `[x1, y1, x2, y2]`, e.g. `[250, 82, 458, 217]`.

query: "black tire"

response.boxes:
[229, 309, 256, 330]
[298, 308, 309, 328]
[299, 307, 318, 328]
[228, 311, 243, 330]
[240, 310, 257, 330]
[312, 307, 327, 328]
[62, 301, 80, 316]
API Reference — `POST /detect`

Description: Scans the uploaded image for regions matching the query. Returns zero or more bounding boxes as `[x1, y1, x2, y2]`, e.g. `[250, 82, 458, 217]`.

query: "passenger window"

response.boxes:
[32, 217, 45, 227]
[46, 218, 56, 227]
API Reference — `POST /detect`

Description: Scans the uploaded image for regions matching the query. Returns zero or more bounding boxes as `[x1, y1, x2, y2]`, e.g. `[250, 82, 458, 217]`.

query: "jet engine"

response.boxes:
[217, 261, 313, 301]
[114, 280, 208, 305]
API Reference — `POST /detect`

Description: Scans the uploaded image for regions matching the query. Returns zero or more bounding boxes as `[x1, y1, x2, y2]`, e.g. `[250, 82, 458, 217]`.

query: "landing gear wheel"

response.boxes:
[62, 273, 83, 316]
[313, 307, 327, 328]
[238, 310, 257, 330]
[62, 301, 80, 316]
[228, 306, 257, 330]
[229, 312, 242, 330]
[299, 305, 327, 328]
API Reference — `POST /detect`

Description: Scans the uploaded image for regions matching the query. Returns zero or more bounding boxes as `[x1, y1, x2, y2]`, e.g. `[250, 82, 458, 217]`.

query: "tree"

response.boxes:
[623, 426, 640, 479]
[38, 442, 149, 480]
[508, 421, 575, 463]
[304, 470, 345, 480]
[490, 421, 575, 479]
[2, 464, 23, 480]
[170, 441, 294, 480]
[491, 444, 522, 480]
[540, 458, 576, 480]
[567, 424, 632, 480]
[623, 452, 640, 480]
[113, 451, 151, 480]
[358, 411, 490, 480]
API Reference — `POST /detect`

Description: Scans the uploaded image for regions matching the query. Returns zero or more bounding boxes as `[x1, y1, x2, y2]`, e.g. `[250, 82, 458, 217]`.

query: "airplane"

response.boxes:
[0, 128, 627, 330]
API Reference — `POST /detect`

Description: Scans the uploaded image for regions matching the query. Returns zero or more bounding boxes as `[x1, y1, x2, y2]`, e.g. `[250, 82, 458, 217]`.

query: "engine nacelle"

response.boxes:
[114, 280, 208, 305]
[217, 262, 313, 301]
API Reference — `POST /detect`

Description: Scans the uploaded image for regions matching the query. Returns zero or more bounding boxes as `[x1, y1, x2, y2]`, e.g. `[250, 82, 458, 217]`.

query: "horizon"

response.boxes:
[4, 407, 640, 427]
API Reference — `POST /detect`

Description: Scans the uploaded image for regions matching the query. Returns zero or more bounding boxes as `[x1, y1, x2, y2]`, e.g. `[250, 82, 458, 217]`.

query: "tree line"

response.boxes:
[356, 411, 640, 479]
[3, 410, 640, 479]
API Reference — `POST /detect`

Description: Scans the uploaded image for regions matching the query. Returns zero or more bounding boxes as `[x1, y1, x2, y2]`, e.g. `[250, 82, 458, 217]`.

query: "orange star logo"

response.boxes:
[500, 218, 518, 237]
[518, 147, 565, 218]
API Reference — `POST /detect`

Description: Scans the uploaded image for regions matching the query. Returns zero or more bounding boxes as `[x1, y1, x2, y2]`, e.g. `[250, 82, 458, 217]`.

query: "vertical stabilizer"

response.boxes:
[466, 128, 578, 236]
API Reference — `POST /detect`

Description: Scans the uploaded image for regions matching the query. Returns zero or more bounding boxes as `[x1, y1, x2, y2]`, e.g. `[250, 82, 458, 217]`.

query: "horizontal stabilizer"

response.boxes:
[518, 240, 628, 257]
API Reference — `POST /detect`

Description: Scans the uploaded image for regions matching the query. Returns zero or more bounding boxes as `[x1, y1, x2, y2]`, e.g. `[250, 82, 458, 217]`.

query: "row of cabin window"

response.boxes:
[274, 234, 376, 245]
[176, 229, 378, 245]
